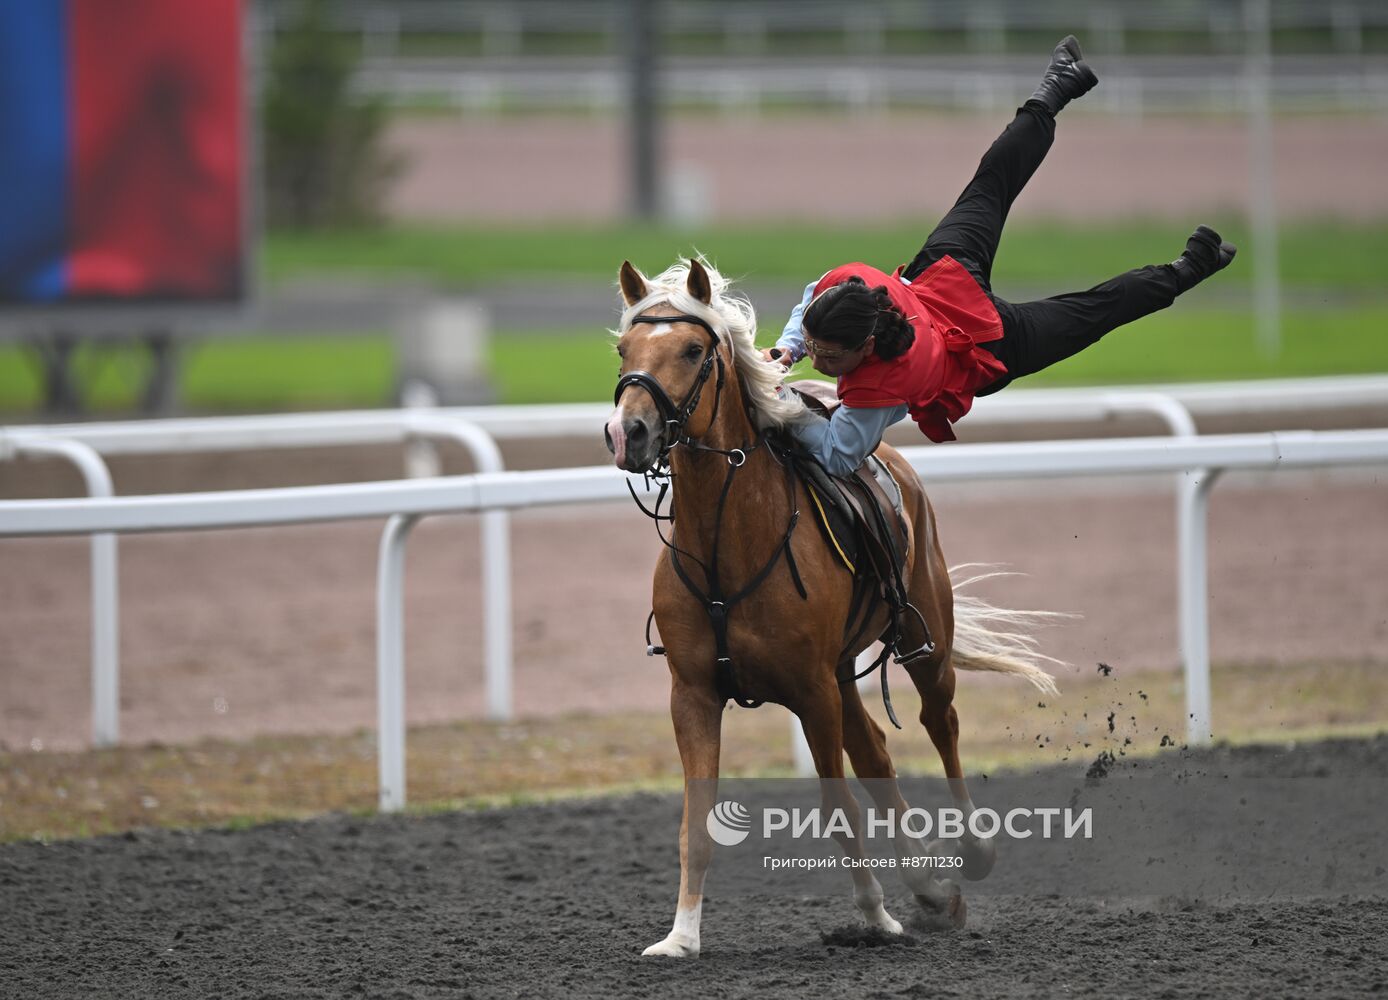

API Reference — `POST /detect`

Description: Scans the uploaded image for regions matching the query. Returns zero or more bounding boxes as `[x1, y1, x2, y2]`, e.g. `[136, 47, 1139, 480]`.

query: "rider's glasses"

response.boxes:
[804, 333, 870, 362]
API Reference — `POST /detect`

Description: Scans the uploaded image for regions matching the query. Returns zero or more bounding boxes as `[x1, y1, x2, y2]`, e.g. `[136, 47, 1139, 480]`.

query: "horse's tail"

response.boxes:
[947, 565, 1072, 696]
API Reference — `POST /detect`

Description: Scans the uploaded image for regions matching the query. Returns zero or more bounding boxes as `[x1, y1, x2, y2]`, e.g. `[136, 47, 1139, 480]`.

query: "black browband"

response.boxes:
[628, 312, 720, 341]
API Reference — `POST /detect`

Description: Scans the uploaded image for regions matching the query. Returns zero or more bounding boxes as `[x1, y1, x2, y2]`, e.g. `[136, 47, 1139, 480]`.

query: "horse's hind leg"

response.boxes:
[643, 678, 723, 958]
[794, 679, 903, 935]
[902, 641, 997, 882]
[889, 509, 998, 883]
[840, 678, 965, 926]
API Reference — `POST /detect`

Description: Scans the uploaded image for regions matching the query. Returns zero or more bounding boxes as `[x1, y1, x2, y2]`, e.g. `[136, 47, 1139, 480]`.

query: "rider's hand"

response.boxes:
[762, 347, 794, 368]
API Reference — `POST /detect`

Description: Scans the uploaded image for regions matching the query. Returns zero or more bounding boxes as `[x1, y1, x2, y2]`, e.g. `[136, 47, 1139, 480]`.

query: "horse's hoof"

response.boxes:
[947, 890, 967, 929]
[943, 877, 966, 927]
[959, 834, 997, 881]
[865, 909, 904, 936]
[912, 879, 966, 931]
[642, 934, 699, 958]
[925, 834, 995, 882]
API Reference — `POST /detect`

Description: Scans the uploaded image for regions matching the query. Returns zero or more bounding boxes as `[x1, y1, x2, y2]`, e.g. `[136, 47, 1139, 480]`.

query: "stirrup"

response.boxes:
[891, 602, 935, 666]
[645, 609, 666, 656]
[893, 643, 934, 666]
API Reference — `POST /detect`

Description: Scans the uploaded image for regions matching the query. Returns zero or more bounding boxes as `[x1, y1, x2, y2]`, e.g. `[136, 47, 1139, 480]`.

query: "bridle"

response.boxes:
[614, 306, 804, 710]
[613, 311, 731, 469]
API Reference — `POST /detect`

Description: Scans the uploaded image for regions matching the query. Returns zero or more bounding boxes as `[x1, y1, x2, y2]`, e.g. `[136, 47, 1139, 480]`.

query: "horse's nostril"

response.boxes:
[628, 420, 648, 443]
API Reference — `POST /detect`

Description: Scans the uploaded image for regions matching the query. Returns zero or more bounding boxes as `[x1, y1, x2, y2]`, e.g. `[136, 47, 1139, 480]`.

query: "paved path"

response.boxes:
[384, 113, 1388, 223]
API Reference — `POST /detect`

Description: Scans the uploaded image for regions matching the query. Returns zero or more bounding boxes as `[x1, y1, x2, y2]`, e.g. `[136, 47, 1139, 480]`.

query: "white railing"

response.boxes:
[16, 374, 1388, 452]
[4, 429, 1388, 810]
[6, 375, 1387, 754]
[3, 385, 1202, 749]
[2, 437, 120, 746]
[2, 412, 514, 742]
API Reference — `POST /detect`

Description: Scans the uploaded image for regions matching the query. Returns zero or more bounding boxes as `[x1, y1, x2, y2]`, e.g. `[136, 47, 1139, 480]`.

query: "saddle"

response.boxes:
[782, 381, 908, 580]
[772, 384, 935, 725]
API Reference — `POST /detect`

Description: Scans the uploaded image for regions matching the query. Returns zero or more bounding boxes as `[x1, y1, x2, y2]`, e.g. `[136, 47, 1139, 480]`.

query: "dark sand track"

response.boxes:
[4, 737, 1386, 999]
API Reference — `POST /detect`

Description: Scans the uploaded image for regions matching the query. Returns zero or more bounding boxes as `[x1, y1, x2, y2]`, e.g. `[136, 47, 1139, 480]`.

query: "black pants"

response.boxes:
[900, 105, 1180, 395]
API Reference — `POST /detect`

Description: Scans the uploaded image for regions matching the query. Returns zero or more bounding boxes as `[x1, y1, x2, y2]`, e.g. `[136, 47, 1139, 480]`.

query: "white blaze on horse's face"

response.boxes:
[606, 311, 716, 472]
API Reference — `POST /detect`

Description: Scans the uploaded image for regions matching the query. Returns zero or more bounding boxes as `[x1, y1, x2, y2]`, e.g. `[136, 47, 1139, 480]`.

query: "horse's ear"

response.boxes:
[619, 260, 648, 307]
[686, 258, 712, 305]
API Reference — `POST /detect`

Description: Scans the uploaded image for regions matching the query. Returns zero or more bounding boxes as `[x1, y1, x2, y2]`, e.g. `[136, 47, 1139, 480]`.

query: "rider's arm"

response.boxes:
[774, 280, 818, 363]
[787, 401, 907, 477]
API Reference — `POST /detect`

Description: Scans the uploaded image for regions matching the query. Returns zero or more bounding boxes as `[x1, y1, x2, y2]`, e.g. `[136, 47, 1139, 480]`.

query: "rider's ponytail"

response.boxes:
[865, 285, 915, 361]
[803, 277, 915, 361]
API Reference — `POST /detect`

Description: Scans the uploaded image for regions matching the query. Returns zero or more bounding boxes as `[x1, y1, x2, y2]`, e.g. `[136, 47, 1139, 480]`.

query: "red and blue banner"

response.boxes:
[0, 0, 244, 305]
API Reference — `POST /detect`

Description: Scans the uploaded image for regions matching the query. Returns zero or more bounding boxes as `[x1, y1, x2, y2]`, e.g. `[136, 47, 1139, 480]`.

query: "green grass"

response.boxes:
[182, 336, 395, 410]
[1, 305, 1384, 412]
[2, 220, 1384, 413]
[1007, 305, 1388, 386]
[0, 336, 396, 413]
[491, 307, 1388, 404]
[263, 220, 1388, 292]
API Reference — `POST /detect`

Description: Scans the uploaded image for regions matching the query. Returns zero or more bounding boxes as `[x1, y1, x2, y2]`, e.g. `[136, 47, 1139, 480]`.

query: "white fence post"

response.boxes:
[1178, 470, 1222, 744]
[481, 506, 512, 720]
[790, 715, 815, 776]
[5, 436, 121, 747]
[410, 416, 513, 721]
[377, 513, 419, 812]
[1245, 0, 1282, 356]
[400, 380, 442, 479]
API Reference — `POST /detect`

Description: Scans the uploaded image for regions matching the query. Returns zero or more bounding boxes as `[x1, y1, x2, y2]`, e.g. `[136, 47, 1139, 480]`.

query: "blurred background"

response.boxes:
[1, 0, 1385, 415]
[3, 0, 1387, 838]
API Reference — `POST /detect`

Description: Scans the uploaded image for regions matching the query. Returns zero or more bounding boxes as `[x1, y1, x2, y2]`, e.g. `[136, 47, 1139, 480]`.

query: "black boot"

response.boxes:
[1171, 225, 1238, 293]
[1029, 35, 1098, 115]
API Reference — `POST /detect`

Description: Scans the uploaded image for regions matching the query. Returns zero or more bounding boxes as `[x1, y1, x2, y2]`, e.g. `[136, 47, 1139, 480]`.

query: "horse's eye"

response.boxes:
[684, 343, 704, 361]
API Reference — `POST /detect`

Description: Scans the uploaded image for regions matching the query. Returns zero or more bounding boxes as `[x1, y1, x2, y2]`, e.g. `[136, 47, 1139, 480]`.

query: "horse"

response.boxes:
[604, 256, 1063, 958]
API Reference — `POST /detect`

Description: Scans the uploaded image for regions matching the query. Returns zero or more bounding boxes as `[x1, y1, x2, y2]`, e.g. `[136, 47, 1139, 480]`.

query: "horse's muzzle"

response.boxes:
[605, 408, 657, 472]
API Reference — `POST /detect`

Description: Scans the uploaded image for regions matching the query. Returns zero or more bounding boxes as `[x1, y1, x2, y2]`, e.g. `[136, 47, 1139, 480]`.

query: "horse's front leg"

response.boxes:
[643, 678, 724, 958]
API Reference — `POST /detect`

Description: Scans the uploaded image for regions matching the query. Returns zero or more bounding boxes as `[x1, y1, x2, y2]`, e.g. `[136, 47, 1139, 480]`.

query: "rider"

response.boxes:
[764, 36, 1237, 477]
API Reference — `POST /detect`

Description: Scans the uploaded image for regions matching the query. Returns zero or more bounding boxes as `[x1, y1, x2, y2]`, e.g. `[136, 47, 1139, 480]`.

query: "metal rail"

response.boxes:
[4, 429, 1387, 811]
[6, 384, 1225, 751]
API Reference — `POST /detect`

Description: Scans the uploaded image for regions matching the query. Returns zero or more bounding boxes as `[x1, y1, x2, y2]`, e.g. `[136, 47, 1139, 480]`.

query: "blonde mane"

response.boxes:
[615, 256, 814, 431]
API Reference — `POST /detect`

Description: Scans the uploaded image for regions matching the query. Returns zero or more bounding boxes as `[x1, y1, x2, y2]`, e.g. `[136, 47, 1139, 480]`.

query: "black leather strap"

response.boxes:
[614, 313, 726, 467]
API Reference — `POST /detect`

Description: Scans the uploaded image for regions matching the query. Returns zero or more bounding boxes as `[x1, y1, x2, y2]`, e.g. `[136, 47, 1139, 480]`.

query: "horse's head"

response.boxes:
[606, 258, 728, 472]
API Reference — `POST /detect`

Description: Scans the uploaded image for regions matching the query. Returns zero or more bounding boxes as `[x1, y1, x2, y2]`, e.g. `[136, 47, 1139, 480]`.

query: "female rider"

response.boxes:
[765, 36, 1237, 477]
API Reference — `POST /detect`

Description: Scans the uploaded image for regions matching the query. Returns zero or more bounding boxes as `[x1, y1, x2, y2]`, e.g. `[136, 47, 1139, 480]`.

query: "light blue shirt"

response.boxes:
[774, 280, 908, 477]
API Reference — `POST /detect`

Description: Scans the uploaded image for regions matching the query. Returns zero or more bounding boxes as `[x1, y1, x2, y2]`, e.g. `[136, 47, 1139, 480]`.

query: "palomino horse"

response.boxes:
[605, 257, 1061, 958]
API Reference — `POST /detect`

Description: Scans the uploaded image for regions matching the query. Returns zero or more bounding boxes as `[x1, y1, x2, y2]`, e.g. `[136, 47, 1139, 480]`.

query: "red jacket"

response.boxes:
[813, 257, 1007, 443]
